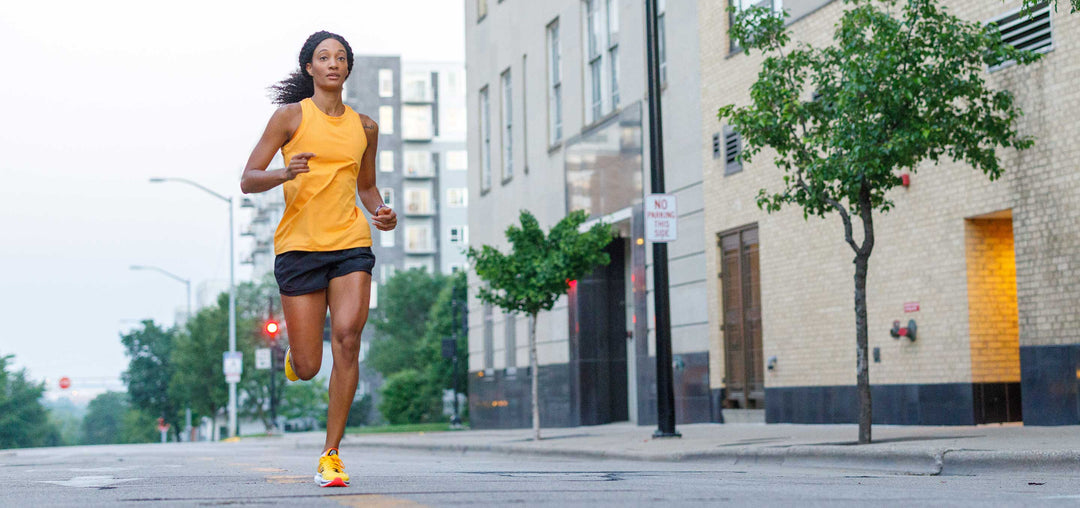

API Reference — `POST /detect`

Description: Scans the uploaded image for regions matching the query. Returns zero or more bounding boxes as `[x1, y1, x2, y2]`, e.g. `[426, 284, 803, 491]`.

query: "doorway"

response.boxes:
[965, 212, 1022, 423]
[718, 226, 764, 409]
[571, 238, 630, 425]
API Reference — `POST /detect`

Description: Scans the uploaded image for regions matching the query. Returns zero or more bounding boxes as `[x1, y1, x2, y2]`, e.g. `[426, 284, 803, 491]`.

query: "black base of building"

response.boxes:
[765, 382, 1022, 425]
[1020, 344, 1080, 426]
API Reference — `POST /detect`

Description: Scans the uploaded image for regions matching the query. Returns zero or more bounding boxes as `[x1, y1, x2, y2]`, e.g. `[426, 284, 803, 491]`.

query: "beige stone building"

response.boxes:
[698, 0, 1079, 424]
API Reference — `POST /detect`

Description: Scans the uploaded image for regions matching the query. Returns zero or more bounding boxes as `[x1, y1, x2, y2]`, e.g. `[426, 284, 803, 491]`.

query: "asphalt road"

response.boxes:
[2, 440, 1079, 507]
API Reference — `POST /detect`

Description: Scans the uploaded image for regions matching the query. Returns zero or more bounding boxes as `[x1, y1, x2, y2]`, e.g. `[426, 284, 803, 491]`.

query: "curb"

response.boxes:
[340, 438, 1080, 476]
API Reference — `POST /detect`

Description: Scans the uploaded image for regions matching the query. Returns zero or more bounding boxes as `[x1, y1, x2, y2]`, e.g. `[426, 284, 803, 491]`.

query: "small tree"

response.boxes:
[720, 0, 1039, 443]
[120, 320, 179, 440]
[467, 210, 612, 440]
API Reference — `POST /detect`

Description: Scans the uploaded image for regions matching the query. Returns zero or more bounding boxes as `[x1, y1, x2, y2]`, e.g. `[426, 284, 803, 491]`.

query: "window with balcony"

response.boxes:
[449, 225, 469, 245]
[403, 72, 435, 103]
[381, 187, 395, 208]
[405, 224, 433, 252]
[404, 187, 433, 215]
[404, 151, 435, 178]
[381, 229, 396, 248]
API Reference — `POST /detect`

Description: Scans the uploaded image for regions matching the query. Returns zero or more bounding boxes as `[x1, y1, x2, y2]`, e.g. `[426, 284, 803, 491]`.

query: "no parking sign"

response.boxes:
[645, 194, 677, 242]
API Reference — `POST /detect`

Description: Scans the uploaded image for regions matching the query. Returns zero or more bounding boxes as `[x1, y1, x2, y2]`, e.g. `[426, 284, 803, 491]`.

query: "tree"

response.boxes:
[366, 269, 447, 377]
[1023, 0, 1078, 13]
[279, 377, 328, 429]
[170, 294, 232, 433]
[468, 210, 612, 440]
[418, 272, 469, 419]
[120, 320, 179, 440]
[0, 354, 60, 449]
[82, 392, 128, 445]
[119, 408, 159, 444]
[720, 0, 1040, 443]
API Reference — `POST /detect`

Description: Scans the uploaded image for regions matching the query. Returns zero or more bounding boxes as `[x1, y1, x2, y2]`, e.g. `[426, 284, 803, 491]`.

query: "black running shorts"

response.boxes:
[274, 247, 376, 296]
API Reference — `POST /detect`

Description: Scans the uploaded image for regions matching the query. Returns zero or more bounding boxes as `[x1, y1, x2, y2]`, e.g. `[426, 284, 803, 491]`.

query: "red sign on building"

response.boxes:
[904, 302, 920, 313]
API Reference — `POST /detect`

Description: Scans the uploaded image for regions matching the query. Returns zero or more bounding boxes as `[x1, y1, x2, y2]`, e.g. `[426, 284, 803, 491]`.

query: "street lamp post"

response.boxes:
[150, 177, 238, 439]
[130, 264, 191, 320]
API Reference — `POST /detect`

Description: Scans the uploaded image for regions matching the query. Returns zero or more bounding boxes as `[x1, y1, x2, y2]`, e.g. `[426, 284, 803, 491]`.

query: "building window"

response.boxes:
[379, 150, 395, 173]
[404, 151, 435, 177]
[379, 105, 395, 134]
[381, 187, 395, 208]
[480, 86, 492, 191]
[586, 0, 603, 121]
[379, 69, 394, 98]
[607, 0, 620, 106]
[500, 68, 513, 181]
[403, 105, 434, 140]
[447, 150, 468, 171]
[369, 281, 378, 309]
[449, 225, 469, 245]
[478, 0, 488, 21]
[447, 188, 468, 207]
[380, 229, 396, 248]
[405, 224, 433, 252]
[483, 303, 494, 369]
[547, 19, 563, 144]
[404, 187, 433, 215]
[504, 313, 516, 368]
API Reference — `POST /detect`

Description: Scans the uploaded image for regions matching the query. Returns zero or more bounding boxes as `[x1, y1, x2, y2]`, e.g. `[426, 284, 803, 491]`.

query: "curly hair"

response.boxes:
[269, 31, 354, 105]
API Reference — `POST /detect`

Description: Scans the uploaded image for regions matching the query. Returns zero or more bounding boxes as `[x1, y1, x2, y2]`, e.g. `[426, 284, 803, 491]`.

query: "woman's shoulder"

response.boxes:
[354, 112, 377, 132]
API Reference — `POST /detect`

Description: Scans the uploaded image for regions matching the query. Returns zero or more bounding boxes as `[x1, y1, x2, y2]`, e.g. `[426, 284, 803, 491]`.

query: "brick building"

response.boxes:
[698, 0, 1080, 425]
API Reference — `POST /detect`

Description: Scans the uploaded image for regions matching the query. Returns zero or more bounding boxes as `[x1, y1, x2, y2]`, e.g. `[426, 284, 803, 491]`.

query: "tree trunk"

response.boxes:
[529, 312, 541, 441]
[854, 252, 872, 444]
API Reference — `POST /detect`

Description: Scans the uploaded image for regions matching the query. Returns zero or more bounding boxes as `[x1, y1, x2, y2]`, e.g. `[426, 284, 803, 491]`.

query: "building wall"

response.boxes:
[465, 0, 711, 427]
[698, 0, 1080, 424]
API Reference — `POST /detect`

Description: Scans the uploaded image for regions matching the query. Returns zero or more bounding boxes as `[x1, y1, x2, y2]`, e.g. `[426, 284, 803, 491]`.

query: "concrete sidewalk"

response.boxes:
[274, 422, 1080, 476]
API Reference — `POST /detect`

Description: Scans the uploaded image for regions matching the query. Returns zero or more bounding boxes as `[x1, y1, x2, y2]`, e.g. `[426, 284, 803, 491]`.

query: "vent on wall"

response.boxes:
[724, 126, 742, 175]
[989, 2, 1053, 70]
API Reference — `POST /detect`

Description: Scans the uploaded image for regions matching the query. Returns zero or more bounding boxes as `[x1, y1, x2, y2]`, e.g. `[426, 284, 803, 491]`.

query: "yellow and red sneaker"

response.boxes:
[284, 347, 299, 382]
[315, 449, 350, 487]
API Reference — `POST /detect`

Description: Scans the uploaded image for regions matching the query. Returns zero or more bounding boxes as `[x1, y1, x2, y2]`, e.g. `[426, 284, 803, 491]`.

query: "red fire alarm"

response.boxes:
[900, 173, 911, 187]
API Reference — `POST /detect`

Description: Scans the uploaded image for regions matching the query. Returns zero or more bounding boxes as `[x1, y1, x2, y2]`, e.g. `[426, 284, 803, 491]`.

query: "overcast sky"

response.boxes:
[0, 0, 464, 401]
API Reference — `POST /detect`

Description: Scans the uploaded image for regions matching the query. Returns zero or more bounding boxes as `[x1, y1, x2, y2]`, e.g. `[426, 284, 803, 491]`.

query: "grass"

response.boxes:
[344, 422, 454, 435]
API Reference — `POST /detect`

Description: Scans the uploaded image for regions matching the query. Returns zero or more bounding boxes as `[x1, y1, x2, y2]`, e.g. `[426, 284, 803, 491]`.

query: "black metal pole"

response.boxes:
[645, 0, 679, 438]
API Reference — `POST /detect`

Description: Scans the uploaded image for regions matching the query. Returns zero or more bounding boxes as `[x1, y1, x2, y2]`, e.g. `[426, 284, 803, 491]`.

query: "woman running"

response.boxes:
[241, 30, 395, 488]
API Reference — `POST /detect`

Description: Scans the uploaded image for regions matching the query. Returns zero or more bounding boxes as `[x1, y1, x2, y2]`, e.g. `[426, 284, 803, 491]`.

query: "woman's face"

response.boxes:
[305, 38, 349, 90]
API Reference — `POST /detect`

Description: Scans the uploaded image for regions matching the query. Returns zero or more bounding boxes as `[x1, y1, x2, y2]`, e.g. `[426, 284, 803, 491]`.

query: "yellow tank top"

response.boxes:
[275, 98, 372, 254]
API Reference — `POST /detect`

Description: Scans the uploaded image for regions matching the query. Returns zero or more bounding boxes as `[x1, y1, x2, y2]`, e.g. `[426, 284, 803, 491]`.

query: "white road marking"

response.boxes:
[41, 476, 142, 488]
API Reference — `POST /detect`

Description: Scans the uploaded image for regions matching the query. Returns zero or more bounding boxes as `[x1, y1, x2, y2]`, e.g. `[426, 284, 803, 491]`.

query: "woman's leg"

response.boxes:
[280, 291, 328, 381]
[323, 271, 371, 452]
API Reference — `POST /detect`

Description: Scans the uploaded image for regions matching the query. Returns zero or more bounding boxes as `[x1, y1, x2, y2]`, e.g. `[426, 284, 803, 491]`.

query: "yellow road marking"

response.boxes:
[250, 467, 286, 473]
[265, 475, 310, 484]
[334, 495, 427, 507]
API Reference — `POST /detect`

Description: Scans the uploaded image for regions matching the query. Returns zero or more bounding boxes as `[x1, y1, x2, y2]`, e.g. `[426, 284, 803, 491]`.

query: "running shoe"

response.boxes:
[315, 449, 350, 487]
[284, 347, 299, 382]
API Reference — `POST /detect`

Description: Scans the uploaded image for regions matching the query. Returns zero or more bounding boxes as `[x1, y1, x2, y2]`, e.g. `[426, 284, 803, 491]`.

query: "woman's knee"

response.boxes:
[330, 324, 363, 354]
[291, 352, 321, 380]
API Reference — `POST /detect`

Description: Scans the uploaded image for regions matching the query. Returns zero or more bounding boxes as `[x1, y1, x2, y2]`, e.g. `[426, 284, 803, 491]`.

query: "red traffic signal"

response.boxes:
[264, 320, 280, 338]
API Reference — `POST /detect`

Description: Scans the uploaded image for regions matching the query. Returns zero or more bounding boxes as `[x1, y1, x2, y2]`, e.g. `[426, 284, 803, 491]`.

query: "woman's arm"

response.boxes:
[356, 115, 397, 231]
[240, 104, 313, 194]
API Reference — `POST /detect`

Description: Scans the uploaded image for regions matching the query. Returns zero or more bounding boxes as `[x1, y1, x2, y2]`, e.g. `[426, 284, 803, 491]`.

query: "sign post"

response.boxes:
[255, 348, 272, 370]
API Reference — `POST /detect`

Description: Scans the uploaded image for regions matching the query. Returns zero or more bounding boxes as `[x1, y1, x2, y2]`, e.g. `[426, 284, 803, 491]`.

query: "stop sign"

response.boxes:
[59, 377, 71, 389]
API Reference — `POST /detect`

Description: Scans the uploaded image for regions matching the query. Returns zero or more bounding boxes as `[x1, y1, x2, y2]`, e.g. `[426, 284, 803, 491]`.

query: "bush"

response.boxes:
[377, 370, 442, 425]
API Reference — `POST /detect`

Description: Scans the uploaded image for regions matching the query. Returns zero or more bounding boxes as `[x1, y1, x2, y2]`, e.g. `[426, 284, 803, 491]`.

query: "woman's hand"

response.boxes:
[284, 153, 315, 181]
[372, 205, 397, 231]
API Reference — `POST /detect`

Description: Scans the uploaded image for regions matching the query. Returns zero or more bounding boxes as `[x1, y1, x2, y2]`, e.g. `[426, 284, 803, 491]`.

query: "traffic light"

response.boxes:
[264, 319, 280, 339]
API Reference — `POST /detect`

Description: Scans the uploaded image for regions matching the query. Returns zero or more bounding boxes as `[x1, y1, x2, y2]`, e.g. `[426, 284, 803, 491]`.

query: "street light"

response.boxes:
[150, 177, 238, 439]
[130, 264, 191, 319]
